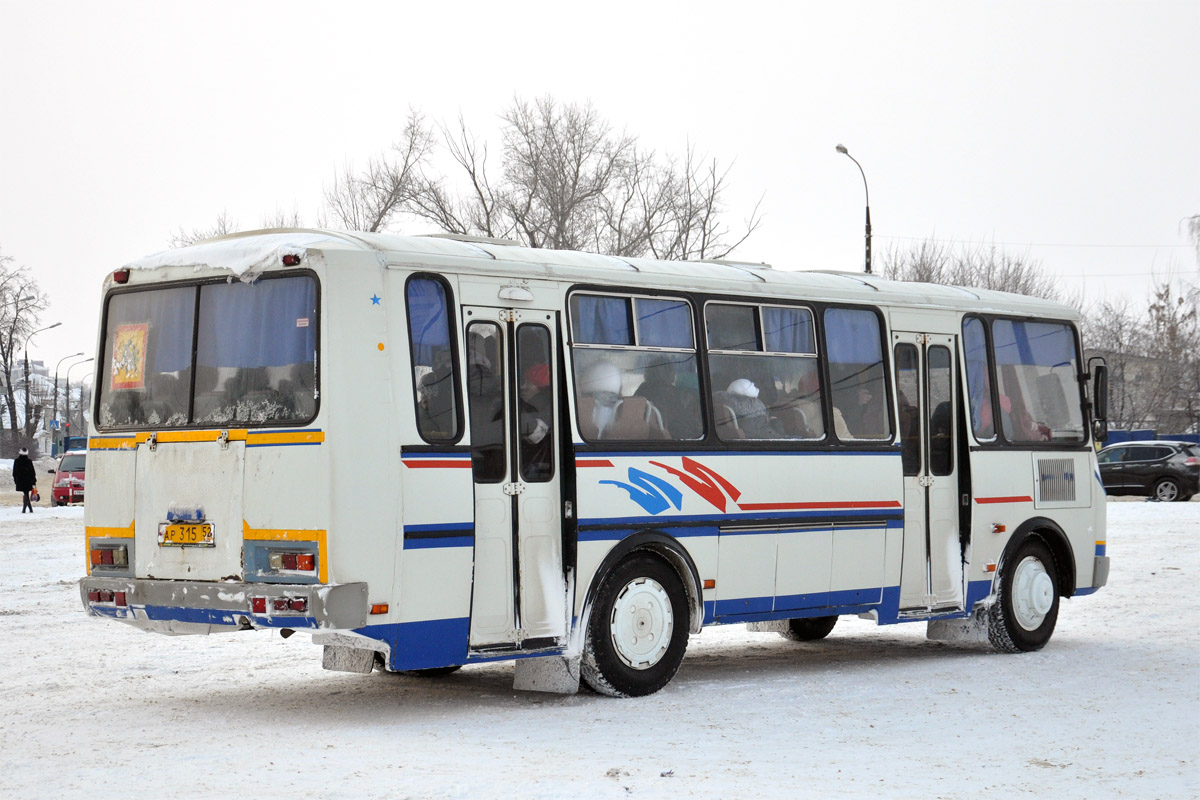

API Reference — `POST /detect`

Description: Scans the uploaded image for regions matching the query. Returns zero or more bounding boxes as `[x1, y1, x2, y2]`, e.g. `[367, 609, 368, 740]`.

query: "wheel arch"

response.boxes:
[1001, 516, 1076, 597]
[581, 530, 705, 636]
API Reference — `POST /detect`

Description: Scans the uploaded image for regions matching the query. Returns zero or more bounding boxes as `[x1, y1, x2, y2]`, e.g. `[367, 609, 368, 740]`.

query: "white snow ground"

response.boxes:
[0, 501, 1196, 799]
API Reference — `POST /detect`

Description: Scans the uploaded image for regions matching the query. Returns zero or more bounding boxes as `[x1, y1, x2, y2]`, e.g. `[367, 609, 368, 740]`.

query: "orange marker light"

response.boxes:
[702, 579, 716, 590]
[370, 604, 389, 615]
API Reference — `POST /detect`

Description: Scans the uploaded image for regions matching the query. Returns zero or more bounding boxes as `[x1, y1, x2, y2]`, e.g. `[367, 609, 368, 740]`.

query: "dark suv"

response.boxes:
[1097, 440, 1200, 502]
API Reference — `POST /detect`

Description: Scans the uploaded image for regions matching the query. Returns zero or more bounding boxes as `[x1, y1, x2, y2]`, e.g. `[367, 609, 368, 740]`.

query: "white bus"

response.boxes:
[80, 229, 1110, 697]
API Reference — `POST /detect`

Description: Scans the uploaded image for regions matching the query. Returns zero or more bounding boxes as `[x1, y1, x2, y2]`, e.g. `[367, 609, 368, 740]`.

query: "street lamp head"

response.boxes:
[835, 144, 849, 155]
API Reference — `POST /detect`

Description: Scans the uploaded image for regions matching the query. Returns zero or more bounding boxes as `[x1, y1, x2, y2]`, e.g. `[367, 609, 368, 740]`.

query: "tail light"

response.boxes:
[88, 589, 128, 606]
[251, 595, 308, 615]
[90, 545, 129, 567]
[268, 551, 316, 573]
[1184, 456, 1198, 467]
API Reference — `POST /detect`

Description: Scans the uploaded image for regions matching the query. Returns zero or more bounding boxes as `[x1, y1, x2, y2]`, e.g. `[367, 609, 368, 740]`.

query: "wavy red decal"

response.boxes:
[649, 457, 742, 512]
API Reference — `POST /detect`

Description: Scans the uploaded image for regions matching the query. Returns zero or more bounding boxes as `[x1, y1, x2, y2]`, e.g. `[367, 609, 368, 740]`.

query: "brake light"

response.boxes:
[268, 551, 316, 572]
[254, 595, 309, 614]
[112, 269, 130, 284]
[90, 545, 128, 567]
[251, 597, 267, 614]
[281, 254, 301, 266]
[1185, 457, 1199, 466]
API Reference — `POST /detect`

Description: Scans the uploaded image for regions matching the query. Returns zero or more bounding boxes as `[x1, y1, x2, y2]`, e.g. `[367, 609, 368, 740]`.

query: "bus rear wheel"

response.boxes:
[988, 536, 1060, 653]
[581, 555, 689, 697]
[780, 615, 838, 641]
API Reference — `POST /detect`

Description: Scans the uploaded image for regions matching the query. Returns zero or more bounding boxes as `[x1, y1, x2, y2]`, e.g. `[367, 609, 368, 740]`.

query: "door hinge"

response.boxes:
[499, 309, 521, 323]
[218, 429, 230, 450]
[502, 482, 526, 496]
[915, 333, 929, 345]
[918, 475, 935, 487]
[146, 431, 158, 451]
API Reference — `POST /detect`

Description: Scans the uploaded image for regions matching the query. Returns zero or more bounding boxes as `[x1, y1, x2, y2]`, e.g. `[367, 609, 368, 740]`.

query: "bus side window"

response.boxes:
[407, 277, 460, 442]
[824, 307, 890, 442]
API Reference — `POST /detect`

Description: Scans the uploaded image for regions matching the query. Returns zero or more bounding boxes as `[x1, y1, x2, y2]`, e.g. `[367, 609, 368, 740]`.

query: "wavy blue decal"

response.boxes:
[600, 468, 684, 515]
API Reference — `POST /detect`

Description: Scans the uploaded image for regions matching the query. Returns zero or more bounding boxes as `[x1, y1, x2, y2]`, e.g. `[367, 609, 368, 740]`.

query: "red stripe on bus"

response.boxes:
[403, 460, 473, 469]
[974, 495, 1033, 504]
[736, 500, 902, 511]
[576, 459, 615, 468]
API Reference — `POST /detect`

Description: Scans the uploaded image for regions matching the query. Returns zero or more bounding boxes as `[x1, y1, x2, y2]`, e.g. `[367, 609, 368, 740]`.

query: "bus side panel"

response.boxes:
[967, 449, 1103, 595]
[573, 451, 903, 624]
[321, 252, 401, 604]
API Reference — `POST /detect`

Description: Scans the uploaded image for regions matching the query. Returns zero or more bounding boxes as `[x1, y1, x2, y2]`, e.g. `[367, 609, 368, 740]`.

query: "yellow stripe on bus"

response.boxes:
[90, 429, 323, 449]
[242, 521, 329, 584]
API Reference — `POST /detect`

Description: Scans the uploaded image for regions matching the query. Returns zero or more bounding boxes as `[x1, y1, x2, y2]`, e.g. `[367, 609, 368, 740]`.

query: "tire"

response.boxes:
[581, 555, 690, 697]
[1154, 478, 1181, 502]
[780, 615, 838, 642]
[987, 536, 1060, 653]
[399, 665, 462, 678]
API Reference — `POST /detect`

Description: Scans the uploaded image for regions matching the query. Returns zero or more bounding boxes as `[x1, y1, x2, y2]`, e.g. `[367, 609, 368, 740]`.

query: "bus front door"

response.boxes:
[463, 306, 567, 650]
[894, 332, 965, 611]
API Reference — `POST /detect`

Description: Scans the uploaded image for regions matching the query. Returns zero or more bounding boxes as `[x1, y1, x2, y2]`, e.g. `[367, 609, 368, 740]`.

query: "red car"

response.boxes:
[50, 450, 86, 506]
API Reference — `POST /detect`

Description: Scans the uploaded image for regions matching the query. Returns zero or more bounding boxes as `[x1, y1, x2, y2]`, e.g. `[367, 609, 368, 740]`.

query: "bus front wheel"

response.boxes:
[581, 555, 690, 697]
[988, 536, 1060, 653]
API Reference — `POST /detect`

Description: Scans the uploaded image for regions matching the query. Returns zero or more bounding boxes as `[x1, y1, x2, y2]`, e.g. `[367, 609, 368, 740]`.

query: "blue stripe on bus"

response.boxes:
[579, 517, 903, 543]
[357, 618, 470, 671]
[137, 604, 319, 629]
[579, 509, 903, 531]
[576, 449, 901, 459]
[404, 536, 474, 550]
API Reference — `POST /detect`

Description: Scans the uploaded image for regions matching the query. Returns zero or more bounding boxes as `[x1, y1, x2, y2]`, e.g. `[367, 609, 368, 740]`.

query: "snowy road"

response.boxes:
[1, 501, 1196, 799]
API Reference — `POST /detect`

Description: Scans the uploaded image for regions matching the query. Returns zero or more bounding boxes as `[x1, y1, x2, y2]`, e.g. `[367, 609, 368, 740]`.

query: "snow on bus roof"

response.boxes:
[130, 228, 1077, 318]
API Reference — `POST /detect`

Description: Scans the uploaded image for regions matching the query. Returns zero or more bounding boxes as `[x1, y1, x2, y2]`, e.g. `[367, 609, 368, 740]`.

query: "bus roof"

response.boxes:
[126, 228, 1080, 321]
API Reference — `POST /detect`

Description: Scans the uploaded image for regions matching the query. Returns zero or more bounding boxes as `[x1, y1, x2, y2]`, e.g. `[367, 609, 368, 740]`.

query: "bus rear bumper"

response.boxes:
[79, 577, 369, 635]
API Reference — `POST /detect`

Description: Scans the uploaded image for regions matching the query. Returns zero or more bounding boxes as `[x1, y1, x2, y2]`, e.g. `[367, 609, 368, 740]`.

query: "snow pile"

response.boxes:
[0, 501, 1195, 798]
[126, 232, 332, 281]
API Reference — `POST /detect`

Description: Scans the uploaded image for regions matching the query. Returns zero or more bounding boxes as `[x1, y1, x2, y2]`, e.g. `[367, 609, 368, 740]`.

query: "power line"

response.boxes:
[878, 235, 1192, 249]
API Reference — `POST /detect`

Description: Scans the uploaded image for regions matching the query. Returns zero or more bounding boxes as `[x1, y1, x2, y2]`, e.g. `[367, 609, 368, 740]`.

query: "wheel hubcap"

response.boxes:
[1012, 555, 1054, 631]
[609, 577, 674, 670]
[1157, 481, 1178, 501]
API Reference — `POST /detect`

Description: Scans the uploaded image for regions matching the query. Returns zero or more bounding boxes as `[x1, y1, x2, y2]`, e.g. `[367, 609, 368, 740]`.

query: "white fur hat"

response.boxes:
[727, 378, 759, 398]
[18, 447, 29, 455]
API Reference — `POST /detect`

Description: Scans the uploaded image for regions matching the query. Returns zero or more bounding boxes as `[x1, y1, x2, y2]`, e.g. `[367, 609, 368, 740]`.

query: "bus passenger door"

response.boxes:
[894, 332, 964, 611]
[463, 306, 567, 650]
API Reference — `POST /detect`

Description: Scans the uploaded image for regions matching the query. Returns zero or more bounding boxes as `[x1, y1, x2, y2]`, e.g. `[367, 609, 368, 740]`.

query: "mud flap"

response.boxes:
[513, 654, 580, 694]
[927, 610, 990, 644]
[322, 645, 376, 674]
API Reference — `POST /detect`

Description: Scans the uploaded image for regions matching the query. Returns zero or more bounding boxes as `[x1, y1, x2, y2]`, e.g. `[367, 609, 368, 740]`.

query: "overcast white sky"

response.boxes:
[2, 1, 1197, 373]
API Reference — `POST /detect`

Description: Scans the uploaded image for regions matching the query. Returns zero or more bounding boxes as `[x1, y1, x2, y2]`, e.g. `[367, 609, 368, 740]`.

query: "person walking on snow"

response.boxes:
[13, 447, 37, 513]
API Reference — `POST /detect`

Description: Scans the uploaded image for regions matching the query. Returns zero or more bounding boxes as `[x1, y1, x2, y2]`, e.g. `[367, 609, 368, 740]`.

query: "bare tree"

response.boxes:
[880, 239, 1064, 301]
[0, 248, 49, 455]
[1186, 213, 1200, 268]
[169, 211, 238, 248]
[320, 109, 434, 233]
[260, 206, 304, 230]
[402, 96, 763, 259]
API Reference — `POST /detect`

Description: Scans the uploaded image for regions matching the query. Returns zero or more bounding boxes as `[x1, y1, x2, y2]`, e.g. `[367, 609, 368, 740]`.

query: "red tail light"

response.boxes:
[1184, 457, 1199, 466]
[251, 597, 267, 614]
[112, 269, 130, 284]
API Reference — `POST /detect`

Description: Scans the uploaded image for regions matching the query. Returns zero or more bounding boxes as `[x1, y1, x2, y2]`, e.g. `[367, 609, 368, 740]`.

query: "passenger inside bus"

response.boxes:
[634, 357, 702, 439]
[519, 363, 553, 480]
[713, 378, 782, 440]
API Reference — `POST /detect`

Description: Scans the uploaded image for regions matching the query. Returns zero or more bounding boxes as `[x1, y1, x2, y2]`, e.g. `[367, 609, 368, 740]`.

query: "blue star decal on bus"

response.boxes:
[370, 294, 381, 305]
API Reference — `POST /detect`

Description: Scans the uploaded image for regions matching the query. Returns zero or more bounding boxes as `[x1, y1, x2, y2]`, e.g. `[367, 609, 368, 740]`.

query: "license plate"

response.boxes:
[158, 522, 215, 547]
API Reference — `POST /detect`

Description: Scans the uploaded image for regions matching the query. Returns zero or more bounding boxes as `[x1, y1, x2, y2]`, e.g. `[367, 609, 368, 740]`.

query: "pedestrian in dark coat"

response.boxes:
[13, 447, 37, 513]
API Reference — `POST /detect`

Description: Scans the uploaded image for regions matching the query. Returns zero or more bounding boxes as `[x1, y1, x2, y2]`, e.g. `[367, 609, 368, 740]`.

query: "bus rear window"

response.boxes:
[97, 275, 318, 429]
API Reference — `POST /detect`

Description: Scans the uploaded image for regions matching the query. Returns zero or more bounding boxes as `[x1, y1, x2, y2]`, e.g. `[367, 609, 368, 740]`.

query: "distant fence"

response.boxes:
[1107, 430, 1200, 445]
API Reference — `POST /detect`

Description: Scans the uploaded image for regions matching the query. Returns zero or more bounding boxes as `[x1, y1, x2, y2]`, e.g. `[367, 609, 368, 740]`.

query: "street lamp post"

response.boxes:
[21, 322, 62, 440]
[65, 359, 93, 444]
[835, 144, 872, 275]
[52, 352, 86, 454]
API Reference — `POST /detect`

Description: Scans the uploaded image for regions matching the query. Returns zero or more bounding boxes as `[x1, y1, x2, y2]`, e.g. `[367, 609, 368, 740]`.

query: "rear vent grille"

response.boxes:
[1038, 458, 1077, 503]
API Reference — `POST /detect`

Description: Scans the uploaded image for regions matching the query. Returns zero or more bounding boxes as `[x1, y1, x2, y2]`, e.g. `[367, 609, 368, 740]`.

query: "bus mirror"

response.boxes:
[1093, 418, 1108, 444]
[1092, 364, 1108, 422]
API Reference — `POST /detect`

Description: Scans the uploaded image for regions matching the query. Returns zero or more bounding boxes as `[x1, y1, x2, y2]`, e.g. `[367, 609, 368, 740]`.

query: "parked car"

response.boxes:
[1097, 440, 1200, 502]
[49, 450, 86, 506]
